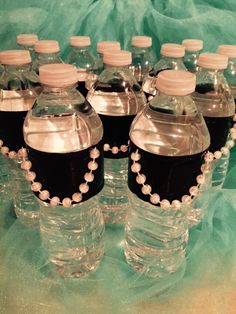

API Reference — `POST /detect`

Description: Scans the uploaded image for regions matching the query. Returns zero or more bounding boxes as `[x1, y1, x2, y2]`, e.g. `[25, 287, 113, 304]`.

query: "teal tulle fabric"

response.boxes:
[1, 1, 236, 313]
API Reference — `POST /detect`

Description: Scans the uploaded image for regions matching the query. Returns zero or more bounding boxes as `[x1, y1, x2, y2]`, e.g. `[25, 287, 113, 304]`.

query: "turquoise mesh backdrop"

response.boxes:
[0, 1, 236, 313]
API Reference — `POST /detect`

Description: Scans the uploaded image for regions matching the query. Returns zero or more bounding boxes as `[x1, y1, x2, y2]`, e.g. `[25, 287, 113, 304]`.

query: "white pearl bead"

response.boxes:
[221, 146, 229, 156]
[72, 193, 82, 203]
[26, 171, 36, 181]
[0, 139, 3, 147]
[90, 148, 100, 159]
[1, 146, 9, 155]
[21, 160, 32, 171]
[230, 127, 236, 134]
[136, 174, 146, 184]
[196, 174, 205, 185]
[18, 148, 28, 158]
[31, 182, 42, 192]
[62, 197, 72, 208]
[50, 196, 60, 207]
[84, 172, 94, 182]
[79, 183, 89, 194]
[171, 200, 181, 210]
[39, 190, 50, 201]
[131, 152, 141, 161]
[204, 152, 214, 162]
[201, 163, 211, 174]
[141, 184, 152, 195]
[214, 151, 222, 159]
[8, 151, 17, 159]
[226, 140, 235, 149]
[120, 145, 128, 152]
[131, 162, 141, 173]
[160, 199, 170, 209]
[150, 193, 160, 204]
[189, 186, 199, 196]
[182, 195, 192, 204]
[103, 144, 110, 151]
[230, 132, 236, 140]
[88, 161, 98, 171]
[111, 146, 119, 154]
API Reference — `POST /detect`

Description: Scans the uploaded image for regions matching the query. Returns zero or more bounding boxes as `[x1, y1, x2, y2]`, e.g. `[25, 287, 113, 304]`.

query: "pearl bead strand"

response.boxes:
[21, 147, 100, 208]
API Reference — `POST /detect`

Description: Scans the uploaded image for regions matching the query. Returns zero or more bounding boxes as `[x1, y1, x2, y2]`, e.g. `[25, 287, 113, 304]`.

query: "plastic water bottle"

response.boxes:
[17, 34, 38, 61]
[65, 36, 96, 98]
[217, 44, 236, 112]
[124, 70, 210, 278]
[33, 40, 63, 74]
[182, 39, 203, 73]
[95, 41, 121, 74]
[0, 50, 39, 225]
[130, 36, 155, 85]
[87, 50, 146, 224]
[86, 41, 121, 92]
[23, 64, 105, 277]
[192, 53, 235, 188]
[142, 43, 186, 99]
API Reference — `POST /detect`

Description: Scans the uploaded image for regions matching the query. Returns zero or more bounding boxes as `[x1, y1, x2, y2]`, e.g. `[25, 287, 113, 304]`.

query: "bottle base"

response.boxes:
[14, 206, 39, 228]
[124, 236, 185, 279]
[47, 241, 105, 278]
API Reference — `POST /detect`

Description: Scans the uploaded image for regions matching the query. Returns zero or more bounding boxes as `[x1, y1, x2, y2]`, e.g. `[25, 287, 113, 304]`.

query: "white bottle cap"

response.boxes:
[34, 40, 60, 54]
[182, 39, 203, 52]
[39, 64, 78, 87]
[0, 50, 31, 65]
[103, 50, 132, 67]
[161, 43, 185, 58]
[70, 36, 91, 47]
[17, 34, 38, 46]
[97, 41, 121, 54]
[217, 45, 236, 58]
[156, 70, 196, 96]
[131, 36, 152, 48]
[197, 53, 228, 70]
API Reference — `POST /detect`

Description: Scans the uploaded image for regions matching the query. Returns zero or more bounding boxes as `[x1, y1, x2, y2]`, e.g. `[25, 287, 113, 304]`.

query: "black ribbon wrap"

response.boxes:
[128, 141, 207, 204]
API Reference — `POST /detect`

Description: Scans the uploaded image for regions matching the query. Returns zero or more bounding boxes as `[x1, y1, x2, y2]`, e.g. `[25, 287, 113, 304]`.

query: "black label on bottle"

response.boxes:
[0, 111, 28, 151]
[204, 116, 233, 152]
[99, 114, 136, 159]
[27, 140, 104, 203]
[128, 141, 206, 204]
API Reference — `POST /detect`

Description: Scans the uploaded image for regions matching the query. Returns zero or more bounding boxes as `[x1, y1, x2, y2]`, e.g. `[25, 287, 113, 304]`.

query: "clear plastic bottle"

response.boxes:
[142, 43, 186, 99]
[217, 45, 236, 112]
[182, 39, 203, 73]
[124, 70, 210, 278]
[0, 50, 39, 226]
[65, 36, 96, 98]
[192, 53, 235, 188]
[23, 63, 105, 277]
[130, 36, 155, 85]
[16, 34, 38, 61]
[33, 40, 63, 74]
[86, 41, 121, 92]
[95, 41, 121, 75]
[87, 50, 146, 224]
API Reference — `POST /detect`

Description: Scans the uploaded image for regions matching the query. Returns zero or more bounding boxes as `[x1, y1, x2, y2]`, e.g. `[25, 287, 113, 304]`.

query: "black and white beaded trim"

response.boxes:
[20, 147, 100, 207]
[130, 114, 236, 210]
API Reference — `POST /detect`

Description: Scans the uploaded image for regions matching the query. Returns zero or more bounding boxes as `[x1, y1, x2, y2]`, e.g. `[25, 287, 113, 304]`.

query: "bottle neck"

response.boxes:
[104, 64, 130, 69]
[150, 91, 197, 116]
[71, 46, 90, 52]
[41, 84, 78, 94]
[3, 63, 31, 73]
[132, 46, 151, 53]
[36, 52, 61, 61]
